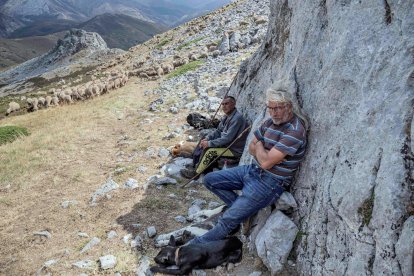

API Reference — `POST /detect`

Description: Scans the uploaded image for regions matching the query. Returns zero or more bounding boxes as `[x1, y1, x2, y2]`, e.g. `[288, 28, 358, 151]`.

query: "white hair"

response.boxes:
[265, 84, 309, 130]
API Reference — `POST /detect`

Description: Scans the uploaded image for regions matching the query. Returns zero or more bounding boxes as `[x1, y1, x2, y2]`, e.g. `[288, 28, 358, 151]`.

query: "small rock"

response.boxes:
[249, 272, 262, 276]
[107, 231, 118, 239]
[90, 178, 119, 205]
[175, 216, 187, 223]
[131, 223, 142, 229]
[114, 167, 126, 175]
[137, 165, 147, 173]
[61, 200, 78, 208]
[131, 235, 143, 248]
[147, 226, 157, 238]
[44, 259, 58, 267]
[33, 231, 52, 239]
[158, 147, 170, 157]
[288, 260, 296, 266]
[99, 255, 117, 270]
[136, 256, 151, 276]
[227, 262, 235, 271]
[192, 199, 207, 208]
[193, 269, 207, 276]
[188, 205, 202, 216]
[78, 232, 89, 238]
[72, 260, 95, 270]
[123, 178, 139, 189]
[123, 234, 132, 244]
[154, 177, 177, 186]
[168, 193, 178, 198]
[208, 201, 221, 209]
[169, 107, 179, 114]
[80, 237, 101, 253]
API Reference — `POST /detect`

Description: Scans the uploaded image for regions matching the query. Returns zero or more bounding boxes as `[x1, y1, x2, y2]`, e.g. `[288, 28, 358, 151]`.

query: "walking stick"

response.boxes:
[180, 125, 251, 188]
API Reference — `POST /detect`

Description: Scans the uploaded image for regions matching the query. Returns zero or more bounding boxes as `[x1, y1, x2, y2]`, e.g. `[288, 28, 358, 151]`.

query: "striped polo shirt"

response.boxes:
[255, 115, 307, 177]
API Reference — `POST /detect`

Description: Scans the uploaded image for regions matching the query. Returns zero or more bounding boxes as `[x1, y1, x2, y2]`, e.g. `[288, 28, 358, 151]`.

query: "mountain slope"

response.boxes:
[0, 32, 65, 71]
[0, 0, 234, 38]
[78, 13, 167, 50]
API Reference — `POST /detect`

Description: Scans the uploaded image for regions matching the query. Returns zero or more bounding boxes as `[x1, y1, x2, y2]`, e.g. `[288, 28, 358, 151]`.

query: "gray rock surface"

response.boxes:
[136, 256, 152, 276]
[72, 260, 96, 270]
[147, 226, 157, 238]
[395, 216, 414, 276]
[80, 237, 101, 253]
[153, 177, 177, 186]
[255, 211, 298, 274]
[99, 255, 117, 270]
[90, 178, 119, 205]
[123, 178, 139, 189]
[232, 0, 414, 274]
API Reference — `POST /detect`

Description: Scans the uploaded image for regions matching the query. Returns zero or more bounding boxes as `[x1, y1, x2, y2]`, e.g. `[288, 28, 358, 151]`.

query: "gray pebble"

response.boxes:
[80, 237, 100, 253]
[33, 231, 52, 239]
[147, 226, 157, 238]
[175, 216, 187, 223]
[107, 231, 118, 239]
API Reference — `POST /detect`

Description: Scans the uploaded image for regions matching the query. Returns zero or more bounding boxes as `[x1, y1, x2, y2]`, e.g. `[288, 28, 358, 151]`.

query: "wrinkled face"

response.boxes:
[154, 246, 176, 266]
[221, 98, 235, 115]
[267, 101, 293, 125]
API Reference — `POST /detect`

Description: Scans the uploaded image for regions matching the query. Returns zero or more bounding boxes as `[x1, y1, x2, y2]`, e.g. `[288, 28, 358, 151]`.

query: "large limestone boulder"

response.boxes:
[233, 0, 414, 275]
[255, 211, 298, 275]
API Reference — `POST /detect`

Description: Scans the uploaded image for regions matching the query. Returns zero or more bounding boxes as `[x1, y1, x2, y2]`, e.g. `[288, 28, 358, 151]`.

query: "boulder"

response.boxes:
[218, 33, 230, 55]
[255, 211, 298, 274]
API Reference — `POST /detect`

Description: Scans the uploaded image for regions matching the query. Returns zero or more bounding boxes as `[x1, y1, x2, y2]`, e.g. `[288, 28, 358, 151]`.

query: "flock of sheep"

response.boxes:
[5, 71, 129, 116]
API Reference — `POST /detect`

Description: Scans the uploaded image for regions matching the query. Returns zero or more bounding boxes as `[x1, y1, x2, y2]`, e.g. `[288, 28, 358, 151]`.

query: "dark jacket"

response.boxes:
[206, 109, 249, 156]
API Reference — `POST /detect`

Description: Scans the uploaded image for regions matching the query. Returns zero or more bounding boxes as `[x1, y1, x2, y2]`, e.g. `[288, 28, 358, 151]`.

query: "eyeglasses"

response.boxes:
[222, 102, 232, 106]
[267, 104, 288, 112]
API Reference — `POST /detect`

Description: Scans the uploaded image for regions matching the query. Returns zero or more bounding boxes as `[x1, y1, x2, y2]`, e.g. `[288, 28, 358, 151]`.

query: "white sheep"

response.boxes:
[52, 96, 59, 106]
[45, 96, 52, 107]
[38, 97, 46, 107]
[6, 101, 20, 116]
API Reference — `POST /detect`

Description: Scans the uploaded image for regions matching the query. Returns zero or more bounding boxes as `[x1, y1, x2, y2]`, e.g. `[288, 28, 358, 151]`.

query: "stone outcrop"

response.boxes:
[232, 0, 414, 275]
[0, 29, 123, 96]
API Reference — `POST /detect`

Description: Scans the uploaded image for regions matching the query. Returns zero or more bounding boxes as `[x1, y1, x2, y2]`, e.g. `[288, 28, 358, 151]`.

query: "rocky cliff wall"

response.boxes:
[231, 0, 414, 275]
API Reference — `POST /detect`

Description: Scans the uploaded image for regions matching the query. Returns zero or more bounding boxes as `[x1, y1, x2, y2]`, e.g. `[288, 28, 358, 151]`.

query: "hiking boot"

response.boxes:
[181, 168, 197, 179]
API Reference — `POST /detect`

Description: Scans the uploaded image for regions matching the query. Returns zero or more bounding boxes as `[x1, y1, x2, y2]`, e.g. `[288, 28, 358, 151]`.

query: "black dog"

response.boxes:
[150, 235, 243, 275]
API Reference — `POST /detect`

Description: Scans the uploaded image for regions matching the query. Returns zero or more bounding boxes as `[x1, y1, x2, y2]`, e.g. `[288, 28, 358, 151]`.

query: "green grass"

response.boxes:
[156, 38, 172, 49]
[176, 36, 206, 51]
[167, 61, 204, 79]
[0, 126, 30, 146]
[358, 192, 375, 226]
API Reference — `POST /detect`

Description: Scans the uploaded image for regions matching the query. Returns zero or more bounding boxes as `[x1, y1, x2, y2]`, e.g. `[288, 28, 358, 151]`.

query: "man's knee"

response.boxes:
[204, 171, 215, 188]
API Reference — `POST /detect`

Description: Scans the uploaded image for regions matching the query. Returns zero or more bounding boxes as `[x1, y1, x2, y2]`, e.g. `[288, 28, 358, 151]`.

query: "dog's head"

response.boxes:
[171, 144, 181, 157]
[154, 235, 177, 266]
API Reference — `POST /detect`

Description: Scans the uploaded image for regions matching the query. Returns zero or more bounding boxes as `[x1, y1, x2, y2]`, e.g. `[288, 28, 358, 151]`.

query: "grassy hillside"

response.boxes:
[78, 13, 168, 50]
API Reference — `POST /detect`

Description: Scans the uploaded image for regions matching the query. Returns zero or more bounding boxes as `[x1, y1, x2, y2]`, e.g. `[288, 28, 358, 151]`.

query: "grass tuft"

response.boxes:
[156, 38, 172, 49]
[167, 61, 204, 79]
[358, 192, 375, 226]
[0, 126, 30, 146]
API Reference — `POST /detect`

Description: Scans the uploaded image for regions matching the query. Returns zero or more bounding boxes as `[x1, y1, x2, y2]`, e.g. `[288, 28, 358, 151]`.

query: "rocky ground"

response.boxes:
[0, 0, 302, 275]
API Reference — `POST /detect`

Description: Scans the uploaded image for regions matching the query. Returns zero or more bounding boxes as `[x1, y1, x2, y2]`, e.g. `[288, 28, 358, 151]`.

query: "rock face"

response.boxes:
[232, 0, 414, 275]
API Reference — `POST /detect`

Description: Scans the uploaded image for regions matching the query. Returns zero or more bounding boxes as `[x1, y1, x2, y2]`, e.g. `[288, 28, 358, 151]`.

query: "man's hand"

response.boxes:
[200, 139, 209, 149]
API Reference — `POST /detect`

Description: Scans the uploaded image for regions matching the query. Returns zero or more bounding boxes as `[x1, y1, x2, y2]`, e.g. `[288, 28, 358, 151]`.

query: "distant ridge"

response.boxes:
[78, 13, 167, 50]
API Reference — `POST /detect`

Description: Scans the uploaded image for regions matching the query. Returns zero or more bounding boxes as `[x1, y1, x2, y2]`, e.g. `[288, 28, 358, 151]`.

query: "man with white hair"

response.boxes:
[188, 87, 308, 244]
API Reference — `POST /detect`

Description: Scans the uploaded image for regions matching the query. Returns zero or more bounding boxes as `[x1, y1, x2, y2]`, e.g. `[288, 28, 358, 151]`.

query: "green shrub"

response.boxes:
[176, 37, 206, 51]
[0, 126, 30, 145]
[167, 61, 204, 79]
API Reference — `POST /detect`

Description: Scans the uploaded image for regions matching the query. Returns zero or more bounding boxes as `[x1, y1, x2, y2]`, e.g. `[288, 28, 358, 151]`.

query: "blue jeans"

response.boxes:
[189, 164, 287, 244]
